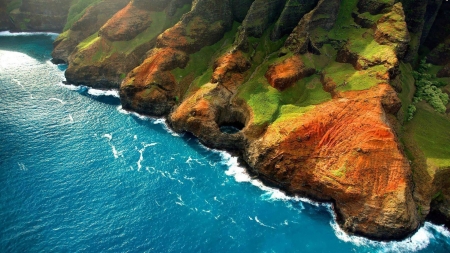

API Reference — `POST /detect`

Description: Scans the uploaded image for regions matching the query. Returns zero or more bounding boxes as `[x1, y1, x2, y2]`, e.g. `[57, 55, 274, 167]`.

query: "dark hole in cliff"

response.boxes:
[219, 121, 245, 134]
[216, 107, 247, 134]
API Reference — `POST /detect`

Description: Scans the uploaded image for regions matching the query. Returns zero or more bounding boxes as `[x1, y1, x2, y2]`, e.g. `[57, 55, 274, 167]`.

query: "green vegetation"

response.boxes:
[172, 22, 240, 85]
[408, 105, 450, 167]
[412, 58, 449, 114]
[322, 62, 387, 92]
[64, 0, 102, 31]
[332, 162, 349, 177]
[111, 11, 167, 55]
[6, 0, 22, 13]
[398, 62, 416, 119]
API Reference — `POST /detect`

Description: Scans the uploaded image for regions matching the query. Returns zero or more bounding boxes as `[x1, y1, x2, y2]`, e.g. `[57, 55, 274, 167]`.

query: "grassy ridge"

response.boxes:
[408, 104, 450, 168]
[64, 0, 102, 31]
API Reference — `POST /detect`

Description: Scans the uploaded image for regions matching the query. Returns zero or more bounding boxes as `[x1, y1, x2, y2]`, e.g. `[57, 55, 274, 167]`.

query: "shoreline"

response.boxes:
[2, 30, 448, 245]
[59, 80, 449, 243]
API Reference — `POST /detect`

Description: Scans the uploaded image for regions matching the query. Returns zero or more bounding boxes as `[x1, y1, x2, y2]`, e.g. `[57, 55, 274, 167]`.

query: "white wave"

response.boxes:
[48, 98, 65, 105]
[218, 149, 450, 250]
[57, 82, 81, 91]
[0, 31, 59, 38]
[330, 221, 446, 252]
[133, 135, 137, 140]
[101, 134, 123, 159]
[102, 134, 112, 141]
[12, 78, 25, 90]
[430, 224, 450, 238]
[116, 105, 130, 115]
[18, 162, 28, 171]
[87, 88, 120, 98]
[68, 114, 74, 123]
[152, 118, 180, 137]
[111, 145, 122, 159]
[136, 143, 158, 171]
[255, 216, 275, 229]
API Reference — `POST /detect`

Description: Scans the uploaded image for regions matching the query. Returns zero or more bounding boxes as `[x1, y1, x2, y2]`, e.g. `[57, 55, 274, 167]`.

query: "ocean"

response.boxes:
[1, 32, 449, 253]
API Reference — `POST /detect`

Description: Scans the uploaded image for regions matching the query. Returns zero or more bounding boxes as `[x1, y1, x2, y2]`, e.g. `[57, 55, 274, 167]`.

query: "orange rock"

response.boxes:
[245, 84, 420, 239]
[99, 2, 152, 41]
[265, 55, 315, 90]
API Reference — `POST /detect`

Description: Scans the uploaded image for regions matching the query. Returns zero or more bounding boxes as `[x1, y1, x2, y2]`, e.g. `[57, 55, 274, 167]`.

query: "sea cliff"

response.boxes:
[2, 0, 450, 240]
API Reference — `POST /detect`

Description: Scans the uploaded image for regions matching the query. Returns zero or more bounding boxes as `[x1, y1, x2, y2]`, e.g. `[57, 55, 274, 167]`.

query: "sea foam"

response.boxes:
[218, 150, 450, 251]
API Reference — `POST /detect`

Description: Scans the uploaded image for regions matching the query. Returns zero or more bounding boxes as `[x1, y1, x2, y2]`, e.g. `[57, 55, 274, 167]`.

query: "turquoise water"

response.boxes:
[1, 32, 450, 253]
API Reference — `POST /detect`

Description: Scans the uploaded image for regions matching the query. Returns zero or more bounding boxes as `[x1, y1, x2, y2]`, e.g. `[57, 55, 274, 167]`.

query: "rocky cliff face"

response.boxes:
[8, 0, 72, 32]
[9, 0, 450, 240]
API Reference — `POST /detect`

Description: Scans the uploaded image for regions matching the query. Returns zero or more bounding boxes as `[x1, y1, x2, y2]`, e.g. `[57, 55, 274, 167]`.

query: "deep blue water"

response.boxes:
[1, 32, 450, 253]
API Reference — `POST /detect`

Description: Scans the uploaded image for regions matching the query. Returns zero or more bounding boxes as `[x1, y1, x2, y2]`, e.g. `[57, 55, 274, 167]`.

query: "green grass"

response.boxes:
[111, 11, 167, 55]
[64, 0, 102, 31]
[398, 62, 416, 117]
[77, 32, 99, 50]
[322, 61, 386, 91]
[172, 22, 240, 86]
[6, 0, 22, 13]
[409, 104, 450, 168]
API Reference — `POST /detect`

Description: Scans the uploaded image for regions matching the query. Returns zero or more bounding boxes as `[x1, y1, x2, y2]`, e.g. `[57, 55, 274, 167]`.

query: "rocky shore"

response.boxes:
[2, 0, 450, 240]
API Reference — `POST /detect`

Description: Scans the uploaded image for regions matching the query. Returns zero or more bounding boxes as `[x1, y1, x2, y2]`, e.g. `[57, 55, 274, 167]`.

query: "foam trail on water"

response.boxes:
[87, 88, 120, 98]
[136, 143, 158, 171]
[0, 31, 59, 38]
[254, 216, 275, 229]
[101, 134, 122, 159]
[12, 78, 25, 90]
[48, 98, 65, 105]
[57, 82, 81, 91]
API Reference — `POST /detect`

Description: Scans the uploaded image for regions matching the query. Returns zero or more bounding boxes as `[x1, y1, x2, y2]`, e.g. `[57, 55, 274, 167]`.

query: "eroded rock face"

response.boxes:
[9, 0, 72, 32]
[245, 84, 419, 239]
[357, 0, 394, 15]
[285, 0, 342, 54]
[52, 0, 129, 63]
[49, 0, 450, 240]
[374, 3, 410, 59]
[121, 0, 235, 115]
[99, 2, 152, 41]
[121, 48, 189, 116]
[265, 55, 315, 90]
[271, 0, 318, 41]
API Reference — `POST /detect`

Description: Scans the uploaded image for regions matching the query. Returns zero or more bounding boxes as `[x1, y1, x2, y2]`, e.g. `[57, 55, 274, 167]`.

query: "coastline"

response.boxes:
[59, 80, 445, 243]
[2, 25, 449, 243]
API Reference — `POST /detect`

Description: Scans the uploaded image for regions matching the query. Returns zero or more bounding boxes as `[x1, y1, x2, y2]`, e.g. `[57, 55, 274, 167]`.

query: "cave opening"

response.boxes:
[219, 121, 245, 134]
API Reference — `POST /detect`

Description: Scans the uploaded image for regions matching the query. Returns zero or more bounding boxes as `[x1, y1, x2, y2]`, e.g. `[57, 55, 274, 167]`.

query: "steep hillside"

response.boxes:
[5, 0, 450, 240]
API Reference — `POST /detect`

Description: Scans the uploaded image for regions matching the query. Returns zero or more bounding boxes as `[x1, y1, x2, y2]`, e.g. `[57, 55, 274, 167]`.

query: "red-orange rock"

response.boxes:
[265, 55, 315, 90]
[245, 84, 420, 239]
[99, 2, 152, 41]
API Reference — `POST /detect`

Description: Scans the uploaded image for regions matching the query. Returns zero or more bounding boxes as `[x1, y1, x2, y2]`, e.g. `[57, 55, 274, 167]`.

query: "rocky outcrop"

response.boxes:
[428, 37, 450, 66]
[271, 0, 318, 41]
[284, 0, 342, 54]
[120, 0, 235, 115]
[52, 0, 129, 63]
[357, 0, 394, 15]
[240, 0, 286, 38]
[245, 84, 419, 239]
[9, 0, 72, 32]
[265, 55, 315, 90]
[98, 2, 152, 41]
[374, 3, 410, 59]
[43, 0, 450, 240]
[0, 1, 10, 30]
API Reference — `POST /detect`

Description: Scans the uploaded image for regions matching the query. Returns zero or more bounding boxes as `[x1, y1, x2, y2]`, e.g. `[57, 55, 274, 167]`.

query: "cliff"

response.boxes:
[7, 0, 450, 240]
